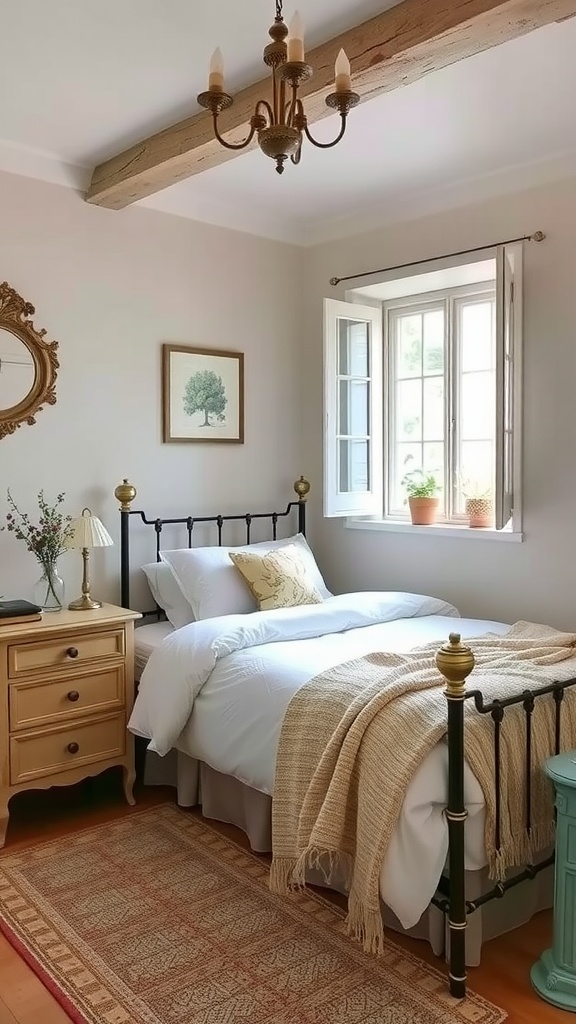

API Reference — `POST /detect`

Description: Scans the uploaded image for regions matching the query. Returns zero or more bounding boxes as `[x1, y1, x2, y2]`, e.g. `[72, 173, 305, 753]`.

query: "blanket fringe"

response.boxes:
[490, 820, 556, 881]
[269, 857, 299, 895]
[346, 889, 385, 956]
[269, 848, 354, 895]
[293, 846, 354, 890]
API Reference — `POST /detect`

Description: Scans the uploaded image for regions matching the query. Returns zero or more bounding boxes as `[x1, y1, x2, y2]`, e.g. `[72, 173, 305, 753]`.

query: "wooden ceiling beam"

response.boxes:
[86, 0, 576, 209]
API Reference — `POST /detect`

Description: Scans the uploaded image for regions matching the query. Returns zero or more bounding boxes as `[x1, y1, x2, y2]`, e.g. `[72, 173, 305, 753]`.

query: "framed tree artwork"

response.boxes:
[162, 344, 244, 443]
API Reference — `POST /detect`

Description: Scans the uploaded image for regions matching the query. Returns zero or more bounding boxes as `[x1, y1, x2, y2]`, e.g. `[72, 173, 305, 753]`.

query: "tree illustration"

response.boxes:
[183, 369, 227, 426]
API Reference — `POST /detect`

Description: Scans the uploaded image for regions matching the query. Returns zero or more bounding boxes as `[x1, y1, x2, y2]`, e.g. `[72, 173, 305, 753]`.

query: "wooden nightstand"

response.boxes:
[0, 603, 141, 847]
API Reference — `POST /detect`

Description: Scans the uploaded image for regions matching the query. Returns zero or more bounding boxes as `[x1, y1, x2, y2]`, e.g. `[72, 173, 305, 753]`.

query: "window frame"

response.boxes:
[323, 243, 523, 537]
[323, 299, 383, 517]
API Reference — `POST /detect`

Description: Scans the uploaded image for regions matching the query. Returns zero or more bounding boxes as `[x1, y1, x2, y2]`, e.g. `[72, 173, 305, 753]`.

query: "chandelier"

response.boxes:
[197, 1, 360, 174]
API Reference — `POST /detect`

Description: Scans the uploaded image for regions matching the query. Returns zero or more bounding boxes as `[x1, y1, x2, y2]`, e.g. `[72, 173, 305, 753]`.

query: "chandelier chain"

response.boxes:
[275, 0, 283, 22]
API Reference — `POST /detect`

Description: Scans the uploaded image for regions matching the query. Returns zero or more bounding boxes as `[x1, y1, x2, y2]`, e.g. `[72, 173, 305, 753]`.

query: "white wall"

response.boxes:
[303, 177, 576, 630]
[0, 171, 303, 608]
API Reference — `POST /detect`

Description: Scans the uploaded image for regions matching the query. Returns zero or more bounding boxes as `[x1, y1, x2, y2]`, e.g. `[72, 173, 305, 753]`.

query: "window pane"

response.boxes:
[396, 379, 422, 442]
[423, 377, 444, 441]
[339, 380, 369, 436]
[391, 442, 422, 510]
[397, 314, 422, 378]
[423, 444, 444, 513]
[423, 310, 444, 375]
[423, 443, 444, 478]
[461, 371, 495, 440]
[458, 440, 494, 512]
[461, 302, 494, 372]
[338, 319, 369, 376]
[339, 439, 369, 492]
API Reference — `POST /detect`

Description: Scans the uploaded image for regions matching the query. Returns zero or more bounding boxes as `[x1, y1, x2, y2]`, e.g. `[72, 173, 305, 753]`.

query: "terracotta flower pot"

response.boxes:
[465, 497, 494, 528]
[408, 496, 439, 525]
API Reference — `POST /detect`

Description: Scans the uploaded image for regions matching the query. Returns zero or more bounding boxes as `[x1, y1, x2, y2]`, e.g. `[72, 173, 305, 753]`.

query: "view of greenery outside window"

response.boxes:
[386, 284, 496, 522]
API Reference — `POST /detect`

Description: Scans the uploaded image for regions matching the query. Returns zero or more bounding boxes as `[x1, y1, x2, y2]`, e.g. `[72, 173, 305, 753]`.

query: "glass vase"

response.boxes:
[33, 562, 65, 612]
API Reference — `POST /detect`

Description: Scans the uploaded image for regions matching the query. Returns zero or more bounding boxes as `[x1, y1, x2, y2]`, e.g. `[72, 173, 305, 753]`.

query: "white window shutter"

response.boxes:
[495, 244, 522, 530]
[323, 298, 383, 517]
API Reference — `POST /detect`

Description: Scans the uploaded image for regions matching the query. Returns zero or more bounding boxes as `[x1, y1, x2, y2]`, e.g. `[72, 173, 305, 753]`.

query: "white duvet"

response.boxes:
[129, 592, 509, 928]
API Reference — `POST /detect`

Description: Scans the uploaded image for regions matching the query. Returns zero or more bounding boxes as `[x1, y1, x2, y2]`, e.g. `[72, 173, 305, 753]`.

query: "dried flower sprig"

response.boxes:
[3, 490, 73, 573]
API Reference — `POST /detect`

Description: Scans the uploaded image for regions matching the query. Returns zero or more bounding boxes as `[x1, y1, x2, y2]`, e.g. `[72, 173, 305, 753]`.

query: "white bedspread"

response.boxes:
[129, 592, 509, 928]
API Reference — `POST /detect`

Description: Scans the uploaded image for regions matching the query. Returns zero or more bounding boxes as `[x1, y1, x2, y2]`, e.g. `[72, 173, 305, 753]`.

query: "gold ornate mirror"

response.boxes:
[0, 283, 59, 440]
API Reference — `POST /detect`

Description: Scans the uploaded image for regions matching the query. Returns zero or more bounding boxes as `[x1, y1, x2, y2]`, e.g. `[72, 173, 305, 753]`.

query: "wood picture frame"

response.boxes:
[162, 344, 244, 444]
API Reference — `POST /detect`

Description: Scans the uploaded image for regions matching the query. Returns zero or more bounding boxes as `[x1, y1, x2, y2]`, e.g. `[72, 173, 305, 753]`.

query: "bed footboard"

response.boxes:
[434, 632, 576, 998]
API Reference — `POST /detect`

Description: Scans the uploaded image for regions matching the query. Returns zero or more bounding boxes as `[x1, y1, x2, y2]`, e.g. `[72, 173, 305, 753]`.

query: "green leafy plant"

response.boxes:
[402, 469, 441, 499]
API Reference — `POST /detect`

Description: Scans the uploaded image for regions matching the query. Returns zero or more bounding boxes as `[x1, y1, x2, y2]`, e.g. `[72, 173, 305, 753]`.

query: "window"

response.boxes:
[323, 245, 522, 533]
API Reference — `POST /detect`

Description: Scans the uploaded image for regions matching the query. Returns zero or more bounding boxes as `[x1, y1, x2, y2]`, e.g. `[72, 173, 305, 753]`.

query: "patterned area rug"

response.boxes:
[0, 804, 506, 1024]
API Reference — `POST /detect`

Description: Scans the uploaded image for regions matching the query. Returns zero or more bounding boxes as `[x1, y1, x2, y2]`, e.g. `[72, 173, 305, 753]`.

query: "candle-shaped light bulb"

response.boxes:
[209, 47, 224, 92]
[335, 48, 351, 93]
[287, 11, 305, 63]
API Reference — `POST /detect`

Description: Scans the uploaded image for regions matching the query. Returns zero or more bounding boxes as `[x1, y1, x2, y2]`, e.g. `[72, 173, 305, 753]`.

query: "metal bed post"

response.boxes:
[294, 475, 309, 535]
[114, 479, 137, 609]
[436, 633, 476, 999]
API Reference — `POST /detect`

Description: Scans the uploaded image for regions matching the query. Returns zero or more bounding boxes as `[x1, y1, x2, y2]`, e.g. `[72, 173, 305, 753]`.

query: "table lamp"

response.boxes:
[65, 508, 113, 610]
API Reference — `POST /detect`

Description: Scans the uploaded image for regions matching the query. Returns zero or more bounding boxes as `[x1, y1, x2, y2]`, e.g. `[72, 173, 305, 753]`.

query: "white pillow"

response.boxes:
[141, 562, 195, 630]
[160, 534, 330, 621]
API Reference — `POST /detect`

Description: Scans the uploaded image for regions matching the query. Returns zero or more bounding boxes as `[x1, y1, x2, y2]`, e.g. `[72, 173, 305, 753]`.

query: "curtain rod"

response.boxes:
[329, 230, 546, 287]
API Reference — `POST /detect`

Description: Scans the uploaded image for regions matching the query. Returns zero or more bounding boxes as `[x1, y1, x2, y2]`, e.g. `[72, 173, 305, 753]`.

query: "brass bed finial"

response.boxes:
[115, 479, 137, 510]
[436, 632, 475, 698]
[294, 476, 310, 501]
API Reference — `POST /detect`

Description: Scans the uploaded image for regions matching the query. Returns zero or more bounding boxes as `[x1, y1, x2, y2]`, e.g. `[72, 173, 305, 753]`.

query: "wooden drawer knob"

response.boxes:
[66, 647, 79, 659]
[67, 690, 80, 702]
[67, 742, 79, 754]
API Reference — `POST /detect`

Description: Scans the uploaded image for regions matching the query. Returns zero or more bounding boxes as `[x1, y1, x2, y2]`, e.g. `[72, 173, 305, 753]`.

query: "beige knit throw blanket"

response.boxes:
[270, 621, 576, 954]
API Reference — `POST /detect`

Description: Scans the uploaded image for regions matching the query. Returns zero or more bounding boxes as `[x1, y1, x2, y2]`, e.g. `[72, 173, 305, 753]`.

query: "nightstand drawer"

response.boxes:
[10, 713, 126, 784]
[8, 628, 125, 678]
[9, 667, 125, 731]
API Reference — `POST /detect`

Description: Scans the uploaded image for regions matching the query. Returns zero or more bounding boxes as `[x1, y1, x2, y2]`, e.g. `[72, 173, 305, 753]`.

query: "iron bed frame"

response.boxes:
[114, 476, 576, 999]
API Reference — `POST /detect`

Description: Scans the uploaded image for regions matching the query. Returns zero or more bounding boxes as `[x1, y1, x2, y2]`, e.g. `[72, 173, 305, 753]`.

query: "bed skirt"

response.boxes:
[143, 747, 552, 966]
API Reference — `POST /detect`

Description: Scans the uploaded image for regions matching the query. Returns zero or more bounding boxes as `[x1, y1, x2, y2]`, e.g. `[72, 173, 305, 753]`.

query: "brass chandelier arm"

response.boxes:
[272, 68, 279, 125]
[212, 114, 258, 151]
[285, 83, 299, 128]
[291, 144, 303, 166]
[279, 77, 287, 127]
[303, 114, 348, 149]
[256, 99, 274, 124]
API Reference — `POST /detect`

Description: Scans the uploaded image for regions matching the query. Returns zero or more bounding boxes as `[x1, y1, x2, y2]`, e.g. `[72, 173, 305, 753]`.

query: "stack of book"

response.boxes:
[0, 600, 43, 626]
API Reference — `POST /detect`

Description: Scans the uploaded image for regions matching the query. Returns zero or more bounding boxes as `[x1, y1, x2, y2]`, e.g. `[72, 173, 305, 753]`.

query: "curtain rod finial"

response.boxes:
[329, 276, 340, 286]
[531, 231, 546, 242]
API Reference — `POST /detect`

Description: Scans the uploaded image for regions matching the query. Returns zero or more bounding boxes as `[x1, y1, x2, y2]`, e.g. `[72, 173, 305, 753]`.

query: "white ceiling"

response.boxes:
[1, 1, 576, 246]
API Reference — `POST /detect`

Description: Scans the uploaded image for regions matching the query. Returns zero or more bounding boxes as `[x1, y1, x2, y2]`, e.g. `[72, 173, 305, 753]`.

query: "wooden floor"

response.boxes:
[0, 770, 570, 1024]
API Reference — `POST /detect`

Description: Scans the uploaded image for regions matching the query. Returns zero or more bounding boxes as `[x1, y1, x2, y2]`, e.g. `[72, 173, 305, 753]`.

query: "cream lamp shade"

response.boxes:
[64, 508, 113, 610]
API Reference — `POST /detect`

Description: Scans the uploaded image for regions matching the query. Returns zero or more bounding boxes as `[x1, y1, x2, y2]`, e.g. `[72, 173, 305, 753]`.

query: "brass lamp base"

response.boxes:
[68, 594, 102, 611]
[68, 546, 102, 611]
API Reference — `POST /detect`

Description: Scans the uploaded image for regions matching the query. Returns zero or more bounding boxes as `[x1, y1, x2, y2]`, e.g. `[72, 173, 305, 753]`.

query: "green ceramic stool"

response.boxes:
[531, 751, 576, 1010]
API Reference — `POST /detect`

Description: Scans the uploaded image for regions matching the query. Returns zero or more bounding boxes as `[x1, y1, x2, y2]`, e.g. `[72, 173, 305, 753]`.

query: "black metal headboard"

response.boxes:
[114, 476, 310, 610]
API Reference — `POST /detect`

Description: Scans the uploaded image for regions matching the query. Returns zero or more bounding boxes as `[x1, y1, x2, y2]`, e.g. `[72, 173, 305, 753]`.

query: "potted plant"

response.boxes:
[460, 478, 494, 529]
[402, 470, 441, 526]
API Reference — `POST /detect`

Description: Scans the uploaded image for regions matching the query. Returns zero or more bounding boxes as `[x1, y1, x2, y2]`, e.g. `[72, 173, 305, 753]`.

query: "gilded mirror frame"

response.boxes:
[0, 282, 59, 440]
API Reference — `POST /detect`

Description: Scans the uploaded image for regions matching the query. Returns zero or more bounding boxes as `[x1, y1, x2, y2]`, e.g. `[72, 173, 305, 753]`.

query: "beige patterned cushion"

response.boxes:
[229, 545, 324, 611]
